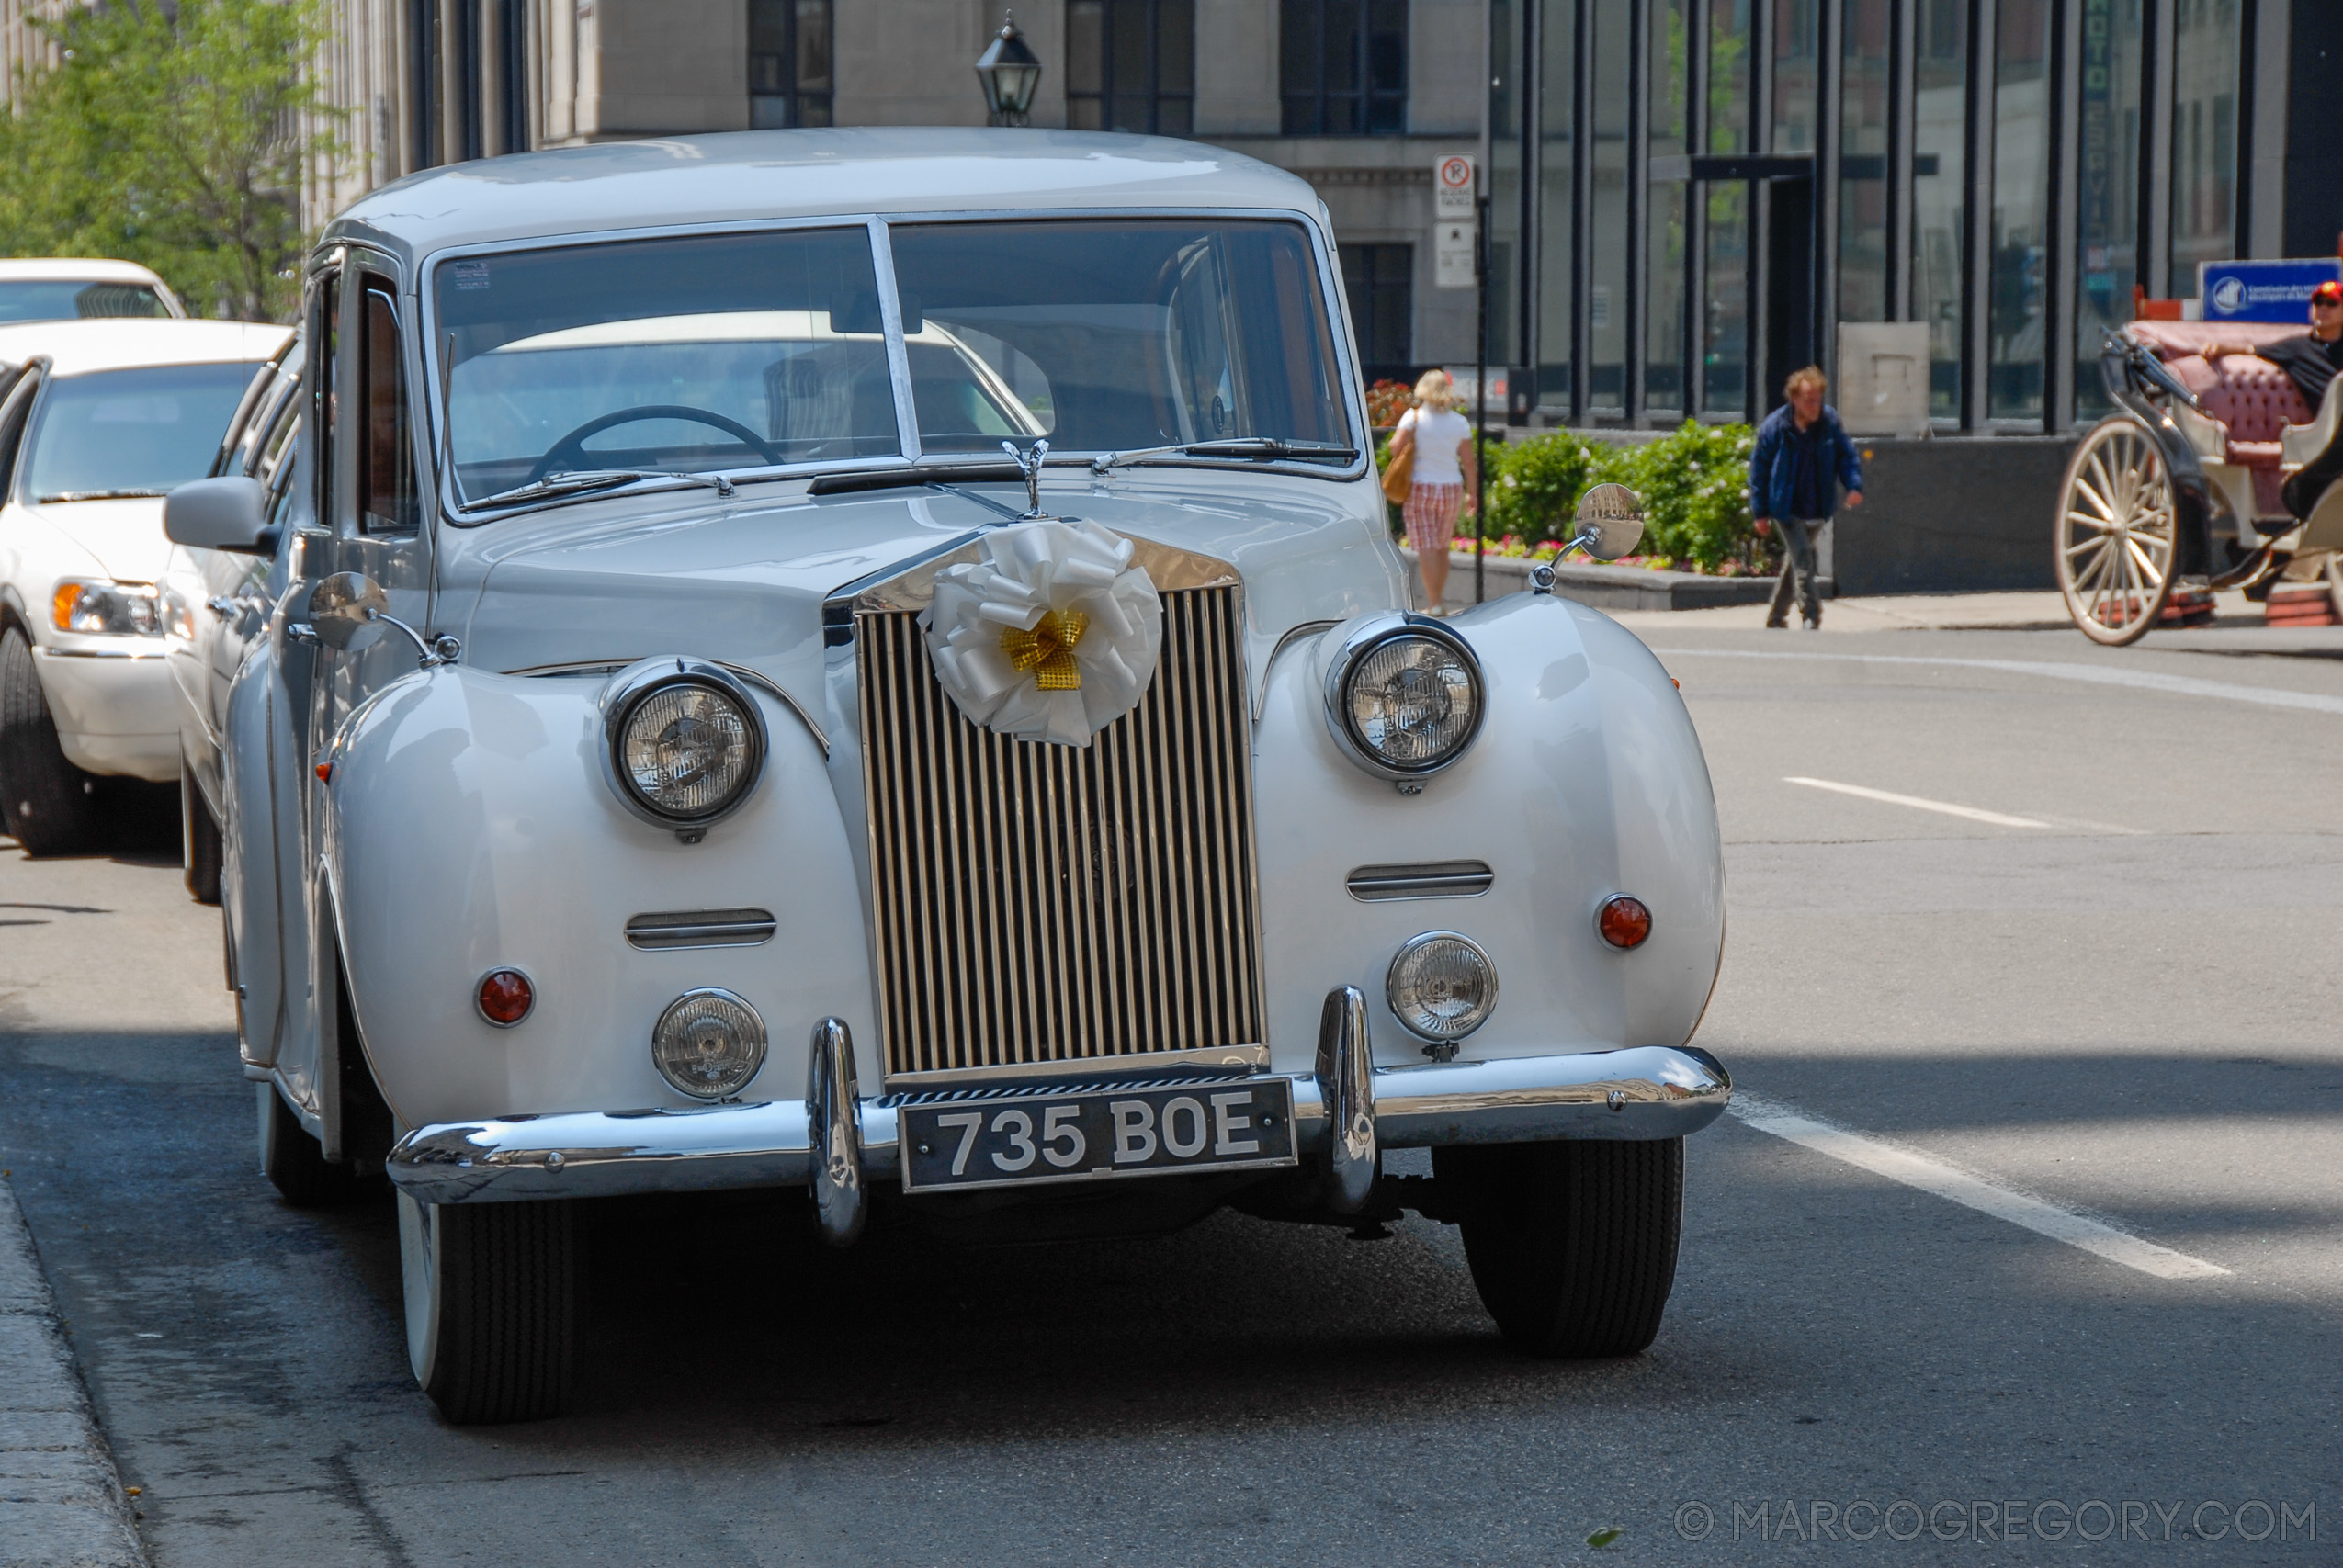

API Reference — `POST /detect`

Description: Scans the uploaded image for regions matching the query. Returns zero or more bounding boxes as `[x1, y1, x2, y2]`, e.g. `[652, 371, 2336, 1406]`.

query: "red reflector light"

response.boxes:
[314, 762, 334, 784]
[1597, 895, 1653, 950]
[477, 968, 534, 1026]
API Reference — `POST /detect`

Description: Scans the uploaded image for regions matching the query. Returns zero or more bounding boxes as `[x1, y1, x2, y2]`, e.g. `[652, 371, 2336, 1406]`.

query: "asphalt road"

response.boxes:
[3, 618, 2340, 1566]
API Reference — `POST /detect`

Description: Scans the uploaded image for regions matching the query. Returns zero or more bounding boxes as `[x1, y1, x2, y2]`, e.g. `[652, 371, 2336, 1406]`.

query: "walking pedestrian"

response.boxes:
[1388, 368, 1479, 615]
[1749, 366, 1864, 629]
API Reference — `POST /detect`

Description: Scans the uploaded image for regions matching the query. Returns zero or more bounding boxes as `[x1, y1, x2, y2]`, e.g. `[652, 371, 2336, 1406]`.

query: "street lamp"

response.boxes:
[975, 12, 1041, 127]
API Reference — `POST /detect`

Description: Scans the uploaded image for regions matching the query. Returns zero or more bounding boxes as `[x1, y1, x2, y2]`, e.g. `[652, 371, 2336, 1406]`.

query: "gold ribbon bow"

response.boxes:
[1000, 608, 1087, 692]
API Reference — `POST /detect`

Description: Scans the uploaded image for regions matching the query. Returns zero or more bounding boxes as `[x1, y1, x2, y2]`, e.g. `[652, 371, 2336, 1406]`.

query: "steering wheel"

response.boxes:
[526, 405, 784, 485]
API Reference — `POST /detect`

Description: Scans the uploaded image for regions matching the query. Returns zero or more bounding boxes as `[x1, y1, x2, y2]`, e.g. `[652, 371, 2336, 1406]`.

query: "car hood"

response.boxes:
[17, 497, 172, 584]
[449, 473, 1402, 727]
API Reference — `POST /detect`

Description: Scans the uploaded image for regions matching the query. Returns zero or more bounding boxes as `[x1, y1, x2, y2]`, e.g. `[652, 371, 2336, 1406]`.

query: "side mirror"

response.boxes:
[164, 477, 274, 554]
[307, 571, 387, 650]
[1570, 483, 1647, 561]
[302, 571, 461, 668]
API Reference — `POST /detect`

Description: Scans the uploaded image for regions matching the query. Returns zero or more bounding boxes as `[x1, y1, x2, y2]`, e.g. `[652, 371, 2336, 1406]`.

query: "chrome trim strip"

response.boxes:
[381, 1043, 1729, 1205]
[1316, 987, 1375, 1213]
[885, 1043, 1268, 1089]
[808, 1017, 866, 1247]
[34, 646, 168, 660]
[1345, 859, 1495, 901]
[623, 908, 777, 950]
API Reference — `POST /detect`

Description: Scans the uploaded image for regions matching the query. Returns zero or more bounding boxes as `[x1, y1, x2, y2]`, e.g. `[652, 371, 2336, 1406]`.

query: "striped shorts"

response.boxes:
[1403, 482, 1465, 555]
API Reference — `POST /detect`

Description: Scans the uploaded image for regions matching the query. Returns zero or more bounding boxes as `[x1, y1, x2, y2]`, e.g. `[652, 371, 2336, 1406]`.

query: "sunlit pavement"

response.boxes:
[1, 618, 2337, 1564]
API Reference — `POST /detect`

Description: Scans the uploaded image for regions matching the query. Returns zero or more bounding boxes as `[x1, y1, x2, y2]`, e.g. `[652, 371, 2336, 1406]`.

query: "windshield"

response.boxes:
[430, 216, 1355, 504]
[886, 219, 1353, 455]
[23, 362, 266, 502]
[434, 228, 900, 502]
[0, 281, 169, 321]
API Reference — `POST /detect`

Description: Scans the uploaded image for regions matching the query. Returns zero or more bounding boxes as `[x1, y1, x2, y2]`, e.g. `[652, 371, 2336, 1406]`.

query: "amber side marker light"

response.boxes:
[477, 968, 535, 1027]
[1597, 894, 1653, 950]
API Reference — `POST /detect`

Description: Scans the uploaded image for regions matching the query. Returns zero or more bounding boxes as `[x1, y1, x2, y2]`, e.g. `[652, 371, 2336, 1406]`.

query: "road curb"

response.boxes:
[0, 1175, 145, 1568]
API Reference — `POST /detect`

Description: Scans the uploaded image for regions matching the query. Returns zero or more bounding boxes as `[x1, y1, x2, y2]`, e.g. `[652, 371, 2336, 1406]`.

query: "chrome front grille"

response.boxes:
[857, 584, 1263, 1081]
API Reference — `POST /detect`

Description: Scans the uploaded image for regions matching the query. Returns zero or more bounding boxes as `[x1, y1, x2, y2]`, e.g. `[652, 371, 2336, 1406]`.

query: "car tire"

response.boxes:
[1438, 1137, 1684, 1359]
[182, 763, 223, 905]
[257, 1081, 356, 1207]
[399, 1191, 577, 1426]
[0, 626, 99, 856]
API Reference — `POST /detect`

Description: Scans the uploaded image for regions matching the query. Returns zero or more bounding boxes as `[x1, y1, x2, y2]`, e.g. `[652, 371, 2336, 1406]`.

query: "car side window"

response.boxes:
[310, 272, 337, 526]
[358, 284, 418, 535]
[0, 368, 41, 500]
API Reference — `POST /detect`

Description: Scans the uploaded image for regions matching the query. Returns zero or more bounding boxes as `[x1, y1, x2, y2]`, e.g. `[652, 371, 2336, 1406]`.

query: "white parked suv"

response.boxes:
[0, 319, 290, 854]
[0, 259, 186, 323]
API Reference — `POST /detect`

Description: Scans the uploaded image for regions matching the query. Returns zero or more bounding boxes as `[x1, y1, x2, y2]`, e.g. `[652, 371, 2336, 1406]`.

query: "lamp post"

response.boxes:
[976, 12, 1041, 127]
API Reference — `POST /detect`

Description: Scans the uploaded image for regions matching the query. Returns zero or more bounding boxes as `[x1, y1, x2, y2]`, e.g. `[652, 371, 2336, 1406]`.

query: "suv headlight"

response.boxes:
[1321, 613, 1485, 784]
[52, 581, 163, 637]
[599, 658, 768, 840]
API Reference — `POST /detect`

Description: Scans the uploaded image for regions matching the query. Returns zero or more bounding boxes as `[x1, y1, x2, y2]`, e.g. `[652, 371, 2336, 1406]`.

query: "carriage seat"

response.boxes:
[2123, 321, 2311, 516]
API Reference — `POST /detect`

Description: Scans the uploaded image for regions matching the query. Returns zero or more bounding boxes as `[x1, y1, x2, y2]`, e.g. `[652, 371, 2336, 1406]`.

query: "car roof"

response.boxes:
[328, 128, 1329, 270]
[0, 257, 173, 288]
[0, 319, 292, 378]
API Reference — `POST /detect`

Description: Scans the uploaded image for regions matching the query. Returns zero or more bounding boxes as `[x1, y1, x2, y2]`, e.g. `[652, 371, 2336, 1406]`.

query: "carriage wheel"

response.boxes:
[2056, 419, 2179, 647]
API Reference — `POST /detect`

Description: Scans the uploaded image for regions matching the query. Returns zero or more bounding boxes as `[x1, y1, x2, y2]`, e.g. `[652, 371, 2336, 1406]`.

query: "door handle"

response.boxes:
[206, 596, 237, 617]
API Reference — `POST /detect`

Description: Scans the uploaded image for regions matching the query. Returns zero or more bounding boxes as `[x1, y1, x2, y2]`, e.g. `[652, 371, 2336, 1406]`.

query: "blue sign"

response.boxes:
[2198, 258, 2343, 323]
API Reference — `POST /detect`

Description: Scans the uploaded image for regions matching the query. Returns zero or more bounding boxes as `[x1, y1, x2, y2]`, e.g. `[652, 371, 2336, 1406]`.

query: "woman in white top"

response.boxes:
[1387, 368, 1479, 614]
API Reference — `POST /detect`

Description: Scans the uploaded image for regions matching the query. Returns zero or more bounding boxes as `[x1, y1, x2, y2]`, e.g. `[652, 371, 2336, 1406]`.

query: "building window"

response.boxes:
[751, 0, 833, 129]
[1066, 0, 1194, 136]
[1281, 0, 1408, 135]
[1341, 243, 1413, 373]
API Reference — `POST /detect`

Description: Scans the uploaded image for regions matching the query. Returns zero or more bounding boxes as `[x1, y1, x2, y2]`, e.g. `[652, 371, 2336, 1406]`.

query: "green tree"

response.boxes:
[0, 0, 342, 321]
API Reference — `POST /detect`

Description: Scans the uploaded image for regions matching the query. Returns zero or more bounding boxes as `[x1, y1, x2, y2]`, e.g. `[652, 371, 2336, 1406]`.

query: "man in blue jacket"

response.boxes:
[1749, 366, 1864, 628]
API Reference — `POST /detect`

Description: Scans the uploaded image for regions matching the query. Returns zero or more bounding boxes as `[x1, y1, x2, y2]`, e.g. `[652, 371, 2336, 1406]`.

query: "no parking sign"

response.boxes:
[1434, 156, 1477, 288]
[1434, 155, 1476, 218]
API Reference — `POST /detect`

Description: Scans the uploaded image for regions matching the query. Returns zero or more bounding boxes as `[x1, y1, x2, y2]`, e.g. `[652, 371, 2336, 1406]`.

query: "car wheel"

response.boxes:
[0, 626, 99, 856]
[257, 1081, 355, 1207]
[398, 1191, 577, 1425]
[1437, 1137, 1684, 1359]
[182, 762, 223, 905]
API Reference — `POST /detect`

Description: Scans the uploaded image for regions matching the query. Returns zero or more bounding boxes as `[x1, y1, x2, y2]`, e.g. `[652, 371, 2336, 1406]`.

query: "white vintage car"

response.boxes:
[0, 319, 290, 854]
[164, 129, 1729, 1426]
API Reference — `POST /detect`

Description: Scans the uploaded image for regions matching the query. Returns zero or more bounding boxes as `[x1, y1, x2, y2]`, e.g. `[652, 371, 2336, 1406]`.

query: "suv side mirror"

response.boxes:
[165, 476, 275, 555]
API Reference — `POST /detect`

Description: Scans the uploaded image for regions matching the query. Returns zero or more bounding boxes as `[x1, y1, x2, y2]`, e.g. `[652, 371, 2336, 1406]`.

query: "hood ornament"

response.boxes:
[1002, 438, 1048, 517]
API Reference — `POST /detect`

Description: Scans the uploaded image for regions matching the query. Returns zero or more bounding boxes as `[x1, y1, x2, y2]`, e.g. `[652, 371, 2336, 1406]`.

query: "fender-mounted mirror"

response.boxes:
[1570, 483, 1647, 561]
[302, 572, 461, 668]
[164, 476, 274, 554]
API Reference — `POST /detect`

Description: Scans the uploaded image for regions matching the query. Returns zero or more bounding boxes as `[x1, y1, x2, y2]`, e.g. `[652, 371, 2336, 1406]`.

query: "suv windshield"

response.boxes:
[23, 362, 266, 502]
[886, 219, 1352, 456]
[431, 216, 1355, 504]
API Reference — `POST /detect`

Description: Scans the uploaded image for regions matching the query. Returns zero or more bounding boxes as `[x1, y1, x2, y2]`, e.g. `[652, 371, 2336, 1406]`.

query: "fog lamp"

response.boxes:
[1386, 931, 1498, 1048]
[1597, 895, 1653, 950]
[476, 968, 534, 1027]
[651, 987, 767, 1100]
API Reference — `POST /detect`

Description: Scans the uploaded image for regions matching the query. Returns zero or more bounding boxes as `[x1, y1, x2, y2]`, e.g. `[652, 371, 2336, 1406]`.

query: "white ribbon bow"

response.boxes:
[922, 520, 1163, 747]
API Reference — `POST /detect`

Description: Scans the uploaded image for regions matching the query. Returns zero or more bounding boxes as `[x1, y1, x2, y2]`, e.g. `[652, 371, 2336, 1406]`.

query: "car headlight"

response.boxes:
[1386, 931, 1499, 1051]
[651, 987, 767, 1100]
[599, 658, 768, 840]
[1321, 613, 1485, 784]
[52, 581, 163, 637]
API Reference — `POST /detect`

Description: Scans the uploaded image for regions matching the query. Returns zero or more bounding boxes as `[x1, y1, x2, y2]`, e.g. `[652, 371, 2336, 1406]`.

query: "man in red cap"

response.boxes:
[2203, 278, 2343, 518]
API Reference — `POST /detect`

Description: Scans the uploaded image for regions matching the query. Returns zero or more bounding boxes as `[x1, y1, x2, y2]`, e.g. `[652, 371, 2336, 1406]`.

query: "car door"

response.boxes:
[223, 265, 334, 1100]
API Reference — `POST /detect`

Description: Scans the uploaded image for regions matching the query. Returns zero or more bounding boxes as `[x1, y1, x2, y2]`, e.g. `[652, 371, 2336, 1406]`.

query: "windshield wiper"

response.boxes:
[1090, 437, 1359, 475]
[471, 468, 739, 510]
[36, 488, 172, 502]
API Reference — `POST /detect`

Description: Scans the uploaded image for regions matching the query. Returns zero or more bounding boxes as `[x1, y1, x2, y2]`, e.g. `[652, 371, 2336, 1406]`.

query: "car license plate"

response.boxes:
[899, 1079, 1298, 1193]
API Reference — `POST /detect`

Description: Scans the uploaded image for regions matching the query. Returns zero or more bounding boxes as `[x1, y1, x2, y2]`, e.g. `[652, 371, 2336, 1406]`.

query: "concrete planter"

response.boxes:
[1401, 548, 1776, 613]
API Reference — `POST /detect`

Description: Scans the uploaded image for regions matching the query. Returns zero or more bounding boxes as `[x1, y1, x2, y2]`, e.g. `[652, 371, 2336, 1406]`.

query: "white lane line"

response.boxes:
[1784, 775, 2049, 828]
[1729, 1095, 2230, 1280]
[1653, 649, 2343, 717]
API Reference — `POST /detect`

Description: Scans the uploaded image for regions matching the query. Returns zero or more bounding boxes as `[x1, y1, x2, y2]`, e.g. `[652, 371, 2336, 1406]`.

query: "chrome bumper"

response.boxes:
[385, 1005, 1730, 1212]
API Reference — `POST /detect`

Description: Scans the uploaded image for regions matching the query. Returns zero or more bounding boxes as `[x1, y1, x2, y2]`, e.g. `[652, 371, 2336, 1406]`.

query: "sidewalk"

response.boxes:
[0, 1176, 143, 1568]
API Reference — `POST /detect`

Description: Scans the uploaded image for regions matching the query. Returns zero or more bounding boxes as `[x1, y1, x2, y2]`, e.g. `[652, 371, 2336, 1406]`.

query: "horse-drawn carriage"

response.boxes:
[2057, 320, 2343, 645]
